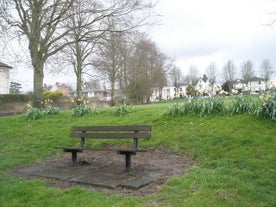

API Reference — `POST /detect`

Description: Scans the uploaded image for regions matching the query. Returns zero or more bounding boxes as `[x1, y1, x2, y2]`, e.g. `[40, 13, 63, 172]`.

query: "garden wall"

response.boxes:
[0, 97, 111, 116]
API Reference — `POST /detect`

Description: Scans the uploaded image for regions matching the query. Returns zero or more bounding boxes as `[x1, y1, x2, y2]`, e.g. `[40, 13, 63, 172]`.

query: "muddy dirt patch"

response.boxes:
[16, 147, 194, 196]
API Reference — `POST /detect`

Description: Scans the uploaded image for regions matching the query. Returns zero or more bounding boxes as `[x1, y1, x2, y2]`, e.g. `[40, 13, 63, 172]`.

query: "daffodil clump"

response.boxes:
[167, 97, 225, 117]
[114, 102, 135, 116]
[255, 92, 276, 121]
[231, 94, 256, 115]
[72, 97, 98, 117]
[25, 100, 60, 120]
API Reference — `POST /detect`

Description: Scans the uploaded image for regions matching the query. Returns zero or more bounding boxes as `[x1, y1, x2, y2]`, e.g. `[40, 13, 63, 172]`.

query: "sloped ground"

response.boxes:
[16, 147, 193, 196]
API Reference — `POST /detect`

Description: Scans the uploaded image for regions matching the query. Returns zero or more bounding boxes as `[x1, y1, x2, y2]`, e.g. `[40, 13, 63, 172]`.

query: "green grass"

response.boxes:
[0, 102, 275, 207]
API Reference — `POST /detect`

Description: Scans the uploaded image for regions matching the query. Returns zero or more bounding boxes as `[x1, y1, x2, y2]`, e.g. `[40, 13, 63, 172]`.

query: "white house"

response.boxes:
[150, 85, 187, 102]
[233, 77, 266, 93]
[0, 62, 12, 94]
[249, 77, 266, 92]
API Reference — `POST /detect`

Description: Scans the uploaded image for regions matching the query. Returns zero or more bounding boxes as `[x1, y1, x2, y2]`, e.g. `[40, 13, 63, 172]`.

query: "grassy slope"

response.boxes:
[0, 103, 275, 207]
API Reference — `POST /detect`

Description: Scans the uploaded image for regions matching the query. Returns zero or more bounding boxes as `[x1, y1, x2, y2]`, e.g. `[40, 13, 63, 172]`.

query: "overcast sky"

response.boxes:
[149, 0, 276, 80]
[8, 0, 276, 91]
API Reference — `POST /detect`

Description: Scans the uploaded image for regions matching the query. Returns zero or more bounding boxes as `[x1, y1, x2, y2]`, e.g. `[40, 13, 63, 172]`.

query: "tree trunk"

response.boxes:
[111, 81, 115, 106]
[33, 60, 44, 109]
[76, 65, 82, 100]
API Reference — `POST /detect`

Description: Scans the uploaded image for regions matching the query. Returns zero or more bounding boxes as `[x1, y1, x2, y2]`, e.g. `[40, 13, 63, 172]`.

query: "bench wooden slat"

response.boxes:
[70, 132, 151, 139]
[71, 125, 152, 132]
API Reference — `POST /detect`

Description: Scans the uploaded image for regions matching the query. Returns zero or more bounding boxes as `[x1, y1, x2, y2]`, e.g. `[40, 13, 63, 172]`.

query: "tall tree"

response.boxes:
[259, 59, 273, 90]
[128, 35, 167, 103]
[241, 60, 254, 90]
[186, 65, 199, 86]
[0, 0, 155, 108]
[93, 26, 126, 106]
[206, 62, 216, 92]
[1, 0, 75, 108]
[223, 60, 236, 92]
[169, 66, 182, 89]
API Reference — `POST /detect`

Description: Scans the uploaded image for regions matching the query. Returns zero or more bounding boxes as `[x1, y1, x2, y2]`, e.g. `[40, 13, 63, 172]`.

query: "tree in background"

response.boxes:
[186, 65, 199, 86]
[0, 0, 75, 108]
[0, 0, 155, 108]
[93, 23, 126, 106]
[128, 34, 167, 103]
[241, 60, 254, 91]
[9, 82, 22, 94]
[206, 62, 216, 93]
[64, 0, 155, 101]
[259, 59, 273, 90]
[222, 60, 236, 93]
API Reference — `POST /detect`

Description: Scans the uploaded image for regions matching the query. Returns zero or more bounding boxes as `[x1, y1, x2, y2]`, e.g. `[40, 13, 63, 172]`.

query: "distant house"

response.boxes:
[194, 78, 210, 93]
[0, 62, 12, 94]
[249, 77, 266, 92]
[150, 85, 187, 101]
[53, 82, 72, 97]
[233, 77, 266, 93]
[233, 79, 246, 91]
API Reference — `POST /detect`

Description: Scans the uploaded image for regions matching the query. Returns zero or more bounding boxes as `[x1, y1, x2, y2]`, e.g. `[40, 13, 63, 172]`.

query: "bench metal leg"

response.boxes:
[125, 153, 131, 172]
[71, 151, 78, 164]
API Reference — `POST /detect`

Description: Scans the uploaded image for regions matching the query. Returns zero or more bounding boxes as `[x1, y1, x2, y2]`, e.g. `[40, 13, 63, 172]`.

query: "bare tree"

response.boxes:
[93, 25, 126, 105]
[259, 59, 273, 90]
[0, 0, 155, 108]
[128, 34, 167, 103]
[0, 0, 76, 108]
[241, 60, 254, 90]
[64, 0, 155, 101]
[223, 60, 236, 92]
[206, 62, 216, 92]
[187, 64, 199, 86]
[61, 0, 102, 100]
[169, 66, 182, 88]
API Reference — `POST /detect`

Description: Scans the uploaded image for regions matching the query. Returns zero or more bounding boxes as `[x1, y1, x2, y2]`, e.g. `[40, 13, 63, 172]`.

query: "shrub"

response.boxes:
[0, 94, 32, 103]
[43, 90, 63, 101]
[255, 93, 276, 121]
[231, 95, 256, 115]
[114, 103, 134, 116]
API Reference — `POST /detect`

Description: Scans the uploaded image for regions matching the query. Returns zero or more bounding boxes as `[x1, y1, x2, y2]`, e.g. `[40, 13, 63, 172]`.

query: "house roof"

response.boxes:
[0, 61, 12, 69]
[251, 76, 265, 82]
[233, 79, 245, 84]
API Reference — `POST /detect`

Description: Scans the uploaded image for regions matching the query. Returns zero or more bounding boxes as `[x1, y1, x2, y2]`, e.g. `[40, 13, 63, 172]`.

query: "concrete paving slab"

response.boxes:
[17, 165, 156, 190]
[18, 166, 83, 180]
[70, 172, 122, 189]
[18, 165, 52, 174]
[121, 177, 155, 190]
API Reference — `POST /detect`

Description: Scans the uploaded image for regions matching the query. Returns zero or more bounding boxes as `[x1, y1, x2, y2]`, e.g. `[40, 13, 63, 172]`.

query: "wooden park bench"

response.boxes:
[57, 125, 152, 172]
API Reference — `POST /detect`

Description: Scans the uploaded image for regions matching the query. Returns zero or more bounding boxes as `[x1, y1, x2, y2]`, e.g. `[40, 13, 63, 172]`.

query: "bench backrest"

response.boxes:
[70, 125, 152, 149]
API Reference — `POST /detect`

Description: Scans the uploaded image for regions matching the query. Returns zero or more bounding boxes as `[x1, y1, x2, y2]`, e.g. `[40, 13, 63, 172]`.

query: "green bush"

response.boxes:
[0, 94, 32, 103]
[43, 90, 63, 101]
[255, 93, 276, 121]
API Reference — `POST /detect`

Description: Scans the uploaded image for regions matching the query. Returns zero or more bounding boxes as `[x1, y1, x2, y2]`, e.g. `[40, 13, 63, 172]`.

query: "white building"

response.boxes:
[150, 85, 187, 102]
[0, 62, 12, 94]
[233, 77, 266, 93]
